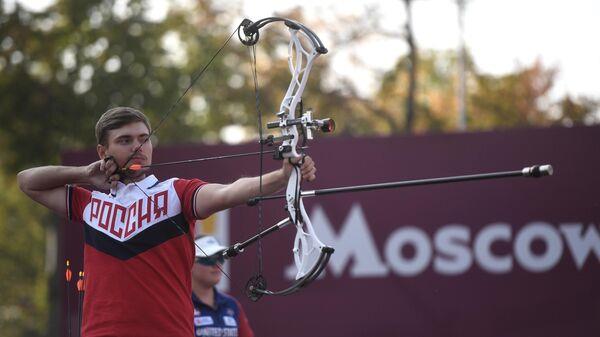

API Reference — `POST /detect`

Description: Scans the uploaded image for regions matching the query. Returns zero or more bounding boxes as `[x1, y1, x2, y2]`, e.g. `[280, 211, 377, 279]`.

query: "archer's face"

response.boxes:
[191, 261, 222, 288]
[101, 121, 153, 170]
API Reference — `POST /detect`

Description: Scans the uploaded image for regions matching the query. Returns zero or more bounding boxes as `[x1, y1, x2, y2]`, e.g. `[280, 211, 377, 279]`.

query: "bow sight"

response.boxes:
[264, 108, 335, 160]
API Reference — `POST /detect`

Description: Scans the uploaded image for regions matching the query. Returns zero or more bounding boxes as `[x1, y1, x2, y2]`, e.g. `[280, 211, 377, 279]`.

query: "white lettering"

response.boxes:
[434, 225, 472, 275]
[283, 205, 594, 278]
[385, 227, 431, 276]
[85, 189, 178, 241]
[474, 223, 512, 273]
[515, 222, 563, 272]
[560, 223, 600, 269]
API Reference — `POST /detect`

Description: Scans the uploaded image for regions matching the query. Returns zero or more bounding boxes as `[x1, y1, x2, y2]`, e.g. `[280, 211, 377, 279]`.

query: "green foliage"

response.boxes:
[0, 0, 244, 171]
[469, 60, 556, 129]
[374, 50, 465, 133]
[373, 50, 599, 134]
[0, 174, 48, 336]
[552, 95, 599, 126]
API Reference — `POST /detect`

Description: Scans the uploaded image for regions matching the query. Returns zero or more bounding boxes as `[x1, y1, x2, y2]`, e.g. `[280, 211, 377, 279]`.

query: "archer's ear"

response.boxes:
[97, 144, 107, 159]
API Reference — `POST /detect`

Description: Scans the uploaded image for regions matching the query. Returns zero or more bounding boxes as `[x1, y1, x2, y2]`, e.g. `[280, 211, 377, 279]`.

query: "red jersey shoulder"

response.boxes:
[67, 185, 91, 222]
[173, 178, 207, 220]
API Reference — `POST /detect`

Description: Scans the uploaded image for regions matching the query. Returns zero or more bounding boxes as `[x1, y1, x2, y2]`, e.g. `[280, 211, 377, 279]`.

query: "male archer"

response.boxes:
[17, 106, 316, 337]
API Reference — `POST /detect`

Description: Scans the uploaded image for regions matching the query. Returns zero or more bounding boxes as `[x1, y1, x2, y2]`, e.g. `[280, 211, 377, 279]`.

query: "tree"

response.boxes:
[0, 172, 48, 336]
[372, 51, 592, 133]
[469, 59, 556, 129]
[552, 95, 599, 127]
[374, 50, 462, 134]
[403, 0, 418, 133]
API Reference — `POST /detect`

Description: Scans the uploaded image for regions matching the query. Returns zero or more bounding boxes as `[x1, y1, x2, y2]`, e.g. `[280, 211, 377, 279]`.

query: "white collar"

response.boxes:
[115, 174, 159, 192]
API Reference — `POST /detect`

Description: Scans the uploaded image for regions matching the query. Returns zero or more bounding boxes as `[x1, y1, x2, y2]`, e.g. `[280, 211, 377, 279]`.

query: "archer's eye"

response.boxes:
[117, 138, 131, 145]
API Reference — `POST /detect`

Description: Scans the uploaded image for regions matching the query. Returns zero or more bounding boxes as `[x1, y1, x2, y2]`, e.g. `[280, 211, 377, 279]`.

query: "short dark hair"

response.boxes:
[95, 107, 151, 146]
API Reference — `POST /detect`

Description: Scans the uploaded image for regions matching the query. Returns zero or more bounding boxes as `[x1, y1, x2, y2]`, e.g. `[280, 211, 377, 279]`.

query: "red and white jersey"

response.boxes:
[67, 175, 207, 337]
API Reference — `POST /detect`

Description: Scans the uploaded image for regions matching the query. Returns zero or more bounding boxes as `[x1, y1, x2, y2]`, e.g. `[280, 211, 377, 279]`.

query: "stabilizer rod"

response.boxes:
[248, 164, 553, 205]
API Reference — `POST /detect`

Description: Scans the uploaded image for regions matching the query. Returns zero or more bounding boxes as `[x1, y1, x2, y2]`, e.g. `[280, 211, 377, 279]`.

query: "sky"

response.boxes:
[7, 0, 600, 101]
[240, 0, 600, 101]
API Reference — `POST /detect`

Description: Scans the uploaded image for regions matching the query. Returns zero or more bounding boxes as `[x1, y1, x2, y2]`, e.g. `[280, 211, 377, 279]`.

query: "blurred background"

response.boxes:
[1, 0, 599, 336]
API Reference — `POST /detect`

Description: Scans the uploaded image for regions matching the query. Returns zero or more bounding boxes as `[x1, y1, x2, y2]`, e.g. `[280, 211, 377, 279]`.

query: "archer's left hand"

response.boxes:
[283, 155, 316, 182]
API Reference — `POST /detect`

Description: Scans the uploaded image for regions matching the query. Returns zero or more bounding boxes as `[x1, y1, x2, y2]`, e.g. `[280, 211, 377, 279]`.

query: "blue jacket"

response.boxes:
[192, 289, 254, 337]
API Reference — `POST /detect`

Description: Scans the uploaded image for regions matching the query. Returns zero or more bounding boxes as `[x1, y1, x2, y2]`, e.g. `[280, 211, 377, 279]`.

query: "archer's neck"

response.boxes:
[122, 173, 146, 185]
[192, 282, 215, 308]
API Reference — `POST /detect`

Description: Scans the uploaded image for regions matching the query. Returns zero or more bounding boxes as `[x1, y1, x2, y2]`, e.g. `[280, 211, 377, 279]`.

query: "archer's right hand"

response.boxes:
[86, 157, 120, 191]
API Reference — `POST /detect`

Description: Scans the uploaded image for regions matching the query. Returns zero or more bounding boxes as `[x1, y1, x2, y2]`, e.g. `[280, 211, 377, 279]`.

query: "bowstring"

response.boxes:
[249, 44, 265, 277]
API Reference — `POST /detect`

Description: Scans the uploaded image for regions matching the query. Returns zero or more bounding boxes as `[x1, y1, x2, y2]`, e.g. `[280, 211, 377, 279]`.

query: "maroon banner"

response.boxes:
[62, 125, 599, 337]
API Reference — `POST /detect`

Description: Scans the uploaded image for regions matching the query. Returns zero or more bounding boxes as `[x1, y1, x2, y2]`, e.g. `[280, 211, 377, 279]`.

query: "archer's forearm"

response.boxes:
[17, 166, 89, 193]
[226, 169, 287, 205]
[195, 169, 288, 219]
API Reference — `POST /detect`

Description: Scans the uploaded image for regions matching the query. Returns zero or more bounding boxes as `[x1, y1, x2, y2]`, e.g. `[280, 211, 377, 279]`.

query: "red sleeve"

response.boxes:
[173, 178, 208, 221]
[67, 185, 91, 222]
[236, 300, 254, 337]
